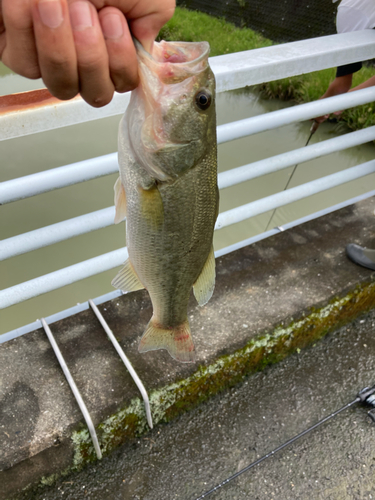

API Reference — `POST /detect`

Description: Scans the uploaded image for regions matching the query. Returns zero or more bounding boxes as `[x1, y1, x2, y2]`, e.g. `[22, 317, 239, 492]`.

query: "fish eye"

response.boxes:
[195, 90, 212, 111]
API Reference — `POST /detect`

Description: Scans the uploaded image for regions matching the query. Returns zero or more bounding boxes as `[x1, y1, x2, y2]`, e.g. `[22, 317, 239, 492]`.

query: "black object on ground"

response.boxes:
[195, 384, 375, 499]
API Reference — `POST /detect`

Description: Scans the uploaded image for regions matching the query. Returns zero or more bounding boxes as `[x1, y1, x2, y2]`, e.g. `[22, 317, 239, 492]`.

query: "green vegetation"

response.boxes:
[160, 7, 375, 131]
[258, 65, 375, 130]
[158, 7, 273, 56]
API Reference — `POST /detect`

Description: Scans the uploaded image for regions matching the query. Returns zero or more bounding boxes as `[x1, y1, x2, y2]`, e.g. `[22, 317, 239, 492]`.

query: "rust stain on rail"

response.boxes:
[0, 89, 78, 115]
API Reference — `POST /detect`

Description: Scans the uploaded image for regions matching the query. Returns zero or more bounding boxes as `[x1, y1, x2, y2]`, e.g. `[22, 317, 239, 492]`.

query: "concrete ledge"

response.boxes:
[1, 196, 375, 499]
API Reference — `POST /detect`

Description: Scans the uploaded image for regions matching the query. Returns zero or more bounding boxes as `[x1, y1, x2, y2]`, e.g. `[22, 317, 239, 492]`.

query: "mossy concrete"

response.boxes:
[1, 195, 374, 499]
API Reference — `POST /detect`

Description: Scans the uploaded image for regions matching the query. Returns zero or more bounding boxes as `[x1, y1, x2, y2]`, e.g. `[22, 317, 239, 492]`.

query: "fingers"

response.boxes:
[313, 115, 329, 124]
[0, 1, 5, 53]
[0, 8, 5, 58]
[68, 1, 114, 107]
[128, 0, 176, 52]
[99, 6, 138, 93]
[2, 0, 117, 105]
[1, 0, 41, 79]
[0, 0, 175, 107]
[31, 0, 78, 100]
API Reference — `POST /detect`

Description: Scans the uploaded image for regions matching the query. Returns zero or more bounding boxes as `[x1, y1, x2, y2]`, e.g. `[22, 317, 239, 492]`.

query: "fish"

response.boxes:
[112, 39, 219, 363]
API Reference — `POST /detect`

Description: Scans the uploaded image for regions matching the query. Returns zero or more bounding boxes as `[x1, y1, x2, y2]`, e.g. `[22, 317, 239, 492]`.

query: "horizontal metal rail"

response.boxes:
[2, 189, 374, 344]
[1, 30, 375, 322]
[2, 87, 375, 206]
[216, 159, 375, 229]
[210, 30, 375, 93]
[0, 248, 128, 309]
[2, 125, 375, 261]
[218, 125, 375, 187]
[1, 160, 374, 309]
[1, 30, 374, 142]
[0, 153, 118, 204]
[0, 208, 117, 261]
[217, 86, 375, 144]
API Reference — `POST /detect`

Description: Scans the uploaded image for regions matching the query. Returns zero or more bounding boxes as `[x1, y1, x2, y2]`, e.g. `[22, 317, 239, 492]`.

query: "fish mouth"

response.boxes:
[129, 39, 211, 182]
[133, 38, 210, 72]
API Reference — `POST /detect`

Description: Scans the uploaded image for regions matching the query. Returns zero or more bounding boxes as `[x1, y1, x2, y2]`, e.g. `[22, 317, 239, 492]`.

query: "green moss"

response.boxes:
[16, 278, 373, 498]
[39, 474, 60, 487]
[70, 279, 375, 467]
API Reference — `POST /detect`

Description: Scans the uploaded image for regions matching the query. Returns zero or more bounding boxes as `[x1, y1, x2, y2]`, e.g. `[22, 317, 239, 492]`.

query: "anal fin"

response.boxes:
[193, 245, 216, 306]
[138, 318, 196, 363]
[111, 259, 144, 292]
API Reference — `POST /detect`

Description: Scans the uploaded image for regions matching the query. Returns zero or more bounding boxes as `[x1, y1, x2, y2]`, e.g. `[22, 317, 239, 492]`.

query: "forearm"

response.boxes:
[349, 75, 375, 92]
[320, 74, 353, 99]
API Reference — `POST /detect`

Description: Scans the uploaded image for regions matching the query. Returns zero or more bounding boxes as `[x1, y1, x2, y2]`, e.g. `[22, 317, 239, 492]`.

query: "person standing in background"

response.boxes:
[314, 0, 375, 272]
[317, 0, 375, 114]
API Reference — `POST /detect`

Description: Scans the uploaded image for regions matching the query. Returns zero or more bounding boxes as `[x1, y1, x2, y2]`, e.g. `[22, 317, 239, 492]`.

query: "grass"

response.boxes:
[160, 7, 375, 131]
[258, 65, 375, 130]
[158, 7, 273, 56]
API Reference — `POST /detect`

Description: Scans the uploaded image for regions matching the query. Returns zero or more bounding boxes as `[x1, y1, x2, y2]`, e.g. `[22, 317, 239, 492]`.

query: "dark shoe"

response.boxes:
[346, 244, 375, 271]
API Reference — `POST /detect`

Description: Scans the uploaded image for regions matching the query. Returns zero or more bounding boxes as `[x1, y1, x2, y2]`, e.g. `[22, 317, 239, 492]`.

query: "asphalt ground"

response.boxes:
[23, 308, 375, 500]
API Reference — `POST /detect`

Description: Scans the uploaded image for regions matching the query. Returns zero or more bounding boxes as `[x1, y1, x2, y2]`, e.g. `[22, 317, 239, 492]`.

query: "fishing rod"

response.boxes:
[194, 384, 375, 500]
[264, 119, 320, 232]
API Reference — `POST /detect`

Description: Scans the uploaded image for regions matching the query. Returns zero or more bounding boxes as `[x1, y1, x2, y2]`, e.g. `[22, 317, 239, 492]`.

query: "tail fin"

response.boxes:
[138, 318, 196, 363]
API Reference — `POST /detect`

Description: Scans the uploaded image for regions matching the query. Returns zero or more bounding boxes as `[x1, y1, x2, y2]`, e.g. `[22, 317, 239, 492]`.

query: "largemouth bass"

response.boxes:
[112, 40, 218, 363]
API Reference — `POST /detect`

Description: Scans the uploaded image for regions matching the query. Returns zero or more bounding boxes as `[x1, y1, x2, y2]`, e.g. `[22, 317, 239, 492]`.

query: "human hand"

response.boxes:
[312, 114, 329, 124]
[0, 0, 175, 107]
[313, 109, 343, 125]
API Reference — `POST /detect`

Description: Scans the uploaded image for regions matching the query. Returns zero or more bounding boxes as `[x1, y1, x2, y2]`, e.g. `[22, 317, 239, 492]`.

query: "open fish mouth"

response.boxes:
[125, 38, 213, 182]
[133, 38, 210, 78]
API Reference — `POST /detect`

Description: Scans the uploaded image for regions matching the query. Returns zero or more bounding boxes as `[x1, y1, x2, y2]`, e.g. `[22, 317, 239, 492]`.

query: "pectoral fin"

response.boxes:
[114, 177, 127, 224]
[193, 245, 215, 306]
[111, 259, 144, 292]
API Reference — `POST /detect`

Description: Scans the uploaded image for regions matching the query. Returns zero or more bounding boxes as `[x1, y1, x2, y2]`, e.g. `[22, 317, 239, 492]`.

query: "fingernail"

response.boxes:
[69, 1, 93, 30]
[38, 0, 63, 29]
[101, 13, 124, 40]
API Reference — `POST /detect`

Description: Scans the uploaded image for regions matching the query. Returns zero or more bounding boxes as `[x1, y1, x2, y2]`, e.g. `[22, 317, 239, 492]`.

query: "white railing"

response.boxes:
[1, 29, 375, 336]
[1, 30, 374, 141]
